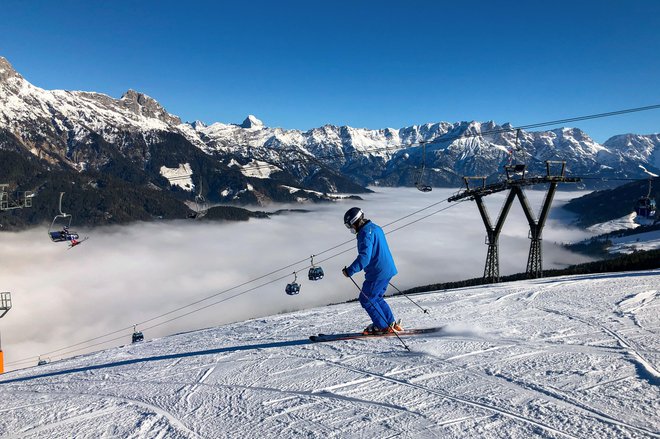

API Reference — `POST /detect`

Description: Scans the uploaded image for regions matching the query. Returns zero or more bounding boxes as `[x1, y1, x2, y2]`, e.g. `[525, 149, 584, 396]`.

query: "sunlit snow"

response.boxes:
[160, 163, 194, 191]
[0, 271, 658, 438]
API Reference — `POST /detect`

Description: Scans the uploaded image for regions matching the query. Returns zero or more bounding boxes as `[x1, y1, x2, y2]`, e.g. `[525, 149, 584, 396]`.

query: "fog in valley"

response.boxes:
[0, 187, 594, 371]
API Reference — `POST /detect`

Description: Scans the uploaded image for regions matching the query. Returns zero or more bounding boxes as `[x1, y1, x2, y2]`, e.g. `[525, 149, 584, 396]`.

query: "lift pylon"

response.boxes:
[449, 161, 581, 282]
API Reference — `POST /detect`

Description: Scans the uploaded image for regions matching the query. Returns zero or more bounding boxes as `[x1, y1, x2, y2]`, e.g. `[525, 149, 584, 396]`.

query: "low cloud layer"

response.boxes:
[0, 187, 593, 370]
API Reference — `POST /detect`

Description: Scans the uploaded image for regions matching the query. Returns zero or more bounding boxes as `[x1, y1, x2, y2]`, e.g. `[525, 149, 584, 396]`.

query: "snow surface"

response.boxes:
[608, 230, 660, 254]
[587, 213, 640, 234]
[240, 159, 282, 179]
[160, 163, 194, 191]
[1, 270, 658, 438]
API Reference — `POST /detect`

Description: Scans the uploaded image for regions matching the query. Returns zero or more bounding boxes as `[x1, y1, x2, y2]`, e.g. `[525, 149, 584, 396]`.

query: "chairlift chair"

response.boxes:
[308, 255, 324, 281]
[414, 142, 433, 192]
[285, 272, 301, 295]
[189, 180, 209, 219]
[504, 130, 527, 180]
[48, 192, 79, 243]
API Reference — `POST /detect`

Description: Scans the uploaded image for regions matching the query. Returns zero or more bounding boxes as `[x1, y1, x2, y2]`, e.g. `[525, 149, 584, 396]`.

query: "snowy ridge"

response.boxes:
[0, 270, 658, 438]
[2, 55, 660, 193]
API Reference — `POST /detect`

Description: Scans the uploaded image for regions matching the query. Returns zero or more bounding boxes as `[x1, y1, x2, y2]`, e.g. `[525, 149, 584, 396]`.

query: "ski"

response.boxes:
[309, 326, 444, 343]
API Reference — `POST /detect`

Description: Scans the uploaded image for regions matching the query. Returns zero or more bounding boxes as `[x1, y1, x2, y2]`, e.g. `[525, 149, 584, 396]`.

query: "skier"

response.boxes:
[342, 207, 403, 335]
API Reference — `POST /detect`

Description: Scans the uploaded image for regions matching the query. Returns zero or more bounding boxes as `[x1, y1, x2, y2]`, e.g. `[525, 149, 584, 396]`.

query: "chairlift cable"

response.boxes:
[5, 171, 655, 367]
[6, 195, 468, 367]
[232, 104, 660, 173]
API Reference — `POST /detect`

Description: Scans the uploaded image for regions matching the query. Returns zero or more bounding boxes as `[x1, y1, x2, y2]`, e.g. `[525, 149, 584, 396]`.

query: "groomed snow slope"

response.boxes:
[0, 270, 658, 438]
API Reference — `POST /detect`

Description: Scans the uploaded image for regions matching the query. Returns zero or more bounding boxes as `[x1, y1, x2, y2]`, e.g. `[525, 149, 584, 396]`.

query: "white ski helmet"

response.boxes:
[343, 207, 364, 233]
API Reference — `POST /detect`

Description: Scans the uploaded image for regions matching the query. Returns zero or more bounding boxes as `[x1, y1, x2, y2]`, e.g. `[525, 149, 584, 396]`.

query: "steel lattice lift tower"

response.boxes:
[449, 161, 581, 282]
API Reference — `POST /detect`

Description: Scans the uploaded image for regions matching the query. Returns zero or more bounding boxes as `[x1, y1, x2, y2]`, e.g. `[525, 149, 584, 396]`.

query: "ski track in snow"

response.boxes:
[0, 270, 659, 438]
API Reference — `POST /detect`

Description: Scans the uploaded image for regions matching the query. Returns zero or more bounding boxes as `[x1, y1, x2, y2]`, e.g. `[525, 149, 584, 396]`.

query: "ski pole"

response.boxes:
[347, 275, 410, 352]
[388, 282, 430, 314]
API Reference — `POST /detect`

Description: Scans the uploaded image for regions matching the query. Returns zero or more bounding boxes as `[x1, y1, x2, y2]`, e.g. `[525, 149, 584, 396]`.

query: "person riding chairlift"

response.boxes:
[50, 226, 80, 246]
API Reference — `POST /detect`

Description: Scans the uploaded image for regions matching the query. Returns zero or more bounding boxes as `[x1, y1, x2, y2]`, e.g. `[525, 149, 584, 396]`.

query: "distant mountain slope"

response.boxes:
[563, 177, 658, 227]
[2, 55, 660, 228]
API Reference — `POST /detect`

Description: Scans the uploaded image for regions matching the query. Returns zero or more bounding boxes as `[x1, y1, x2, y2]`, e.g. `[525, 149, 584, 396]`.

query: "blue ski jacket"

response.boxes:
[345, 220, 398, 281]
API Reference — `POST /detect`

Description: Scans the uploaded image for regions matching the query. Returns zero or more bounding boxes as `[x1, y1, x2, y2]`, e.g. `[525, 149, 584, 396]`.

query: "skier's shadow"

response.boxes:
[0, 338, 313, 384]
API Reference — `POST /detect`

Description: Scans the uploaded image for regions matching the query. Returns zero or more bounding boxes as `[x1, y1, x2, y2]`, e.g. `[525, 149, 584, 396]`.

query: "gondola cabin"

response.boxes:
[285, 282, 300, 295]
[132, 330, 144, 343]
[635, 197, 657, 218]
[308, 266, 324, 281]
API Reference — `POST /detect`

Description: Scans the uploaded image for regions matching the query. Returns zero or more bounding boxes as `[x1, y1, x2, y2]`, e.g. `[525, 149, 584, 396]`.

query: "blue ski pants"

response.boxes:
[359, 278, 395, 329]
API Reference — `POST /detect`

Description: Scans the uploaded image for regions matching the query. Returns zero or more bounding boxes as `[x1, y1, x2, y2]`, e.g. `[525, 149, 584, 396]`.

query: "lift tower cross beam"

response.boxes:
[0, 184, 34, 211]
[449, 161, 581, 282]
[0, 292, 10, 319]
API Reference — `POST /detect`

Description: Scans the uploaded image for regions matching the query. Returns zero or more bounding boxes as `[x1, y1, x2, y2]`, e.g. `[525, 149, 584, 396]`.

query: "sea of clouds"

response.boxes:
[0, 187, 594, 370]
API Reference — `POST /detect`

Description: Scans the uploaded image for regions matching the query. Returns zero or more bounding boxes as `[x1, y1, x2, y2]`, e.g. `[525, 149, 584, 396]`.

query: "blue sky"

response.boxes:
[1, 0, 658, 142]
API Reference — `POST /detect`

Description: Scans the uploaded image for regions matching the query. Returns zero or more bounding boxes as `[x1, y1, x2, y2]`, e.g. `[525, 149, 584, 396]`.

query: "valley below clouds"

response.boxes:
[0, 187, 594, 370]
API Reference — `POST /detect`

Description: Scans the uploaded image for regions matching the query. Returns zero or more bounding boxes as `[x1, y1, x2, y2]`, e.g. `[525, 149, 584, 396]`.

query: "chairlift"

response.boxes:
[188, 180, 209, 219]
[48, 192, 86, 247]
[285, 272, 301, 295]
[504, 129, 527, 180]
[132, 325, 144, 343]
[414, 142, 432, 192]
[308, 255, 324, 281]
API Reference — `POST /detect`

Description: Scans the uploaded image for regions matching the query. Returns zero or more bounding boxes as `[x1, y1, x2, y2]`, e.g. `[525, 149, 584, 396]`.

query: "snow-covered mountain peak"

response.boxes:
[190, 120, 206, 129]
[240, 114, 264, 129]
[0, 56, 22, 82]
[119, 89, 181, 125]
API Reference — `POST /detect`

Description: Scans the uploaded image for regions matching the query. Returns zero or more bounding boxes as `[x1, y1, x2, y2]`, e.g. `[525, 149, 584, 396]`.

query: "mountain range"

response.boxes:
[1, 56, 659, 228]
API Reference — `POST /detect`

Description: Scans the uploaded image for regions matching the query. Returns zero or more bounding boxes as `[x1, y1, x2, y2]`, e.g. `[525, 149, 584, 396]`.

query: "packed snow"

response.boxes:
[0, 271, 658, 438]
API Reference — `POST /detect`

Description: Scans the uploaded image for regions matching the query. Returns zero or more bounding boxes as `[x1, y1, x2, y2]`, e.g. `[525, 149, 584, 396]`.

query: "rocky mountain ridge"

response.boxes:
[1, 56, 659, 229]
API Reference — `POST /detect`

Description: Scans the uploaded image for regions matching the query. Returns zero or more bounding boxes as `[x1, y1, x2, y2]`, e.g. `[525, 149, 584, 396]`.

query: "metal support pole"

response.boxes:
[514, 183, 558, 279]
[474, 191, 516, 283]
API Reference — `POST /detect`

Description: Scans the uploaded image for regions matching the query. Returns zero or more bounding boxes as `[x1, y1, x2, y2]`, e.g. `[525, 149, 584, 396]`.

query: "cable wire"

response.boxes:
[4, 193, 461, 367]
[219, 103, 660, 173]
[6, 102, 660, 368]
